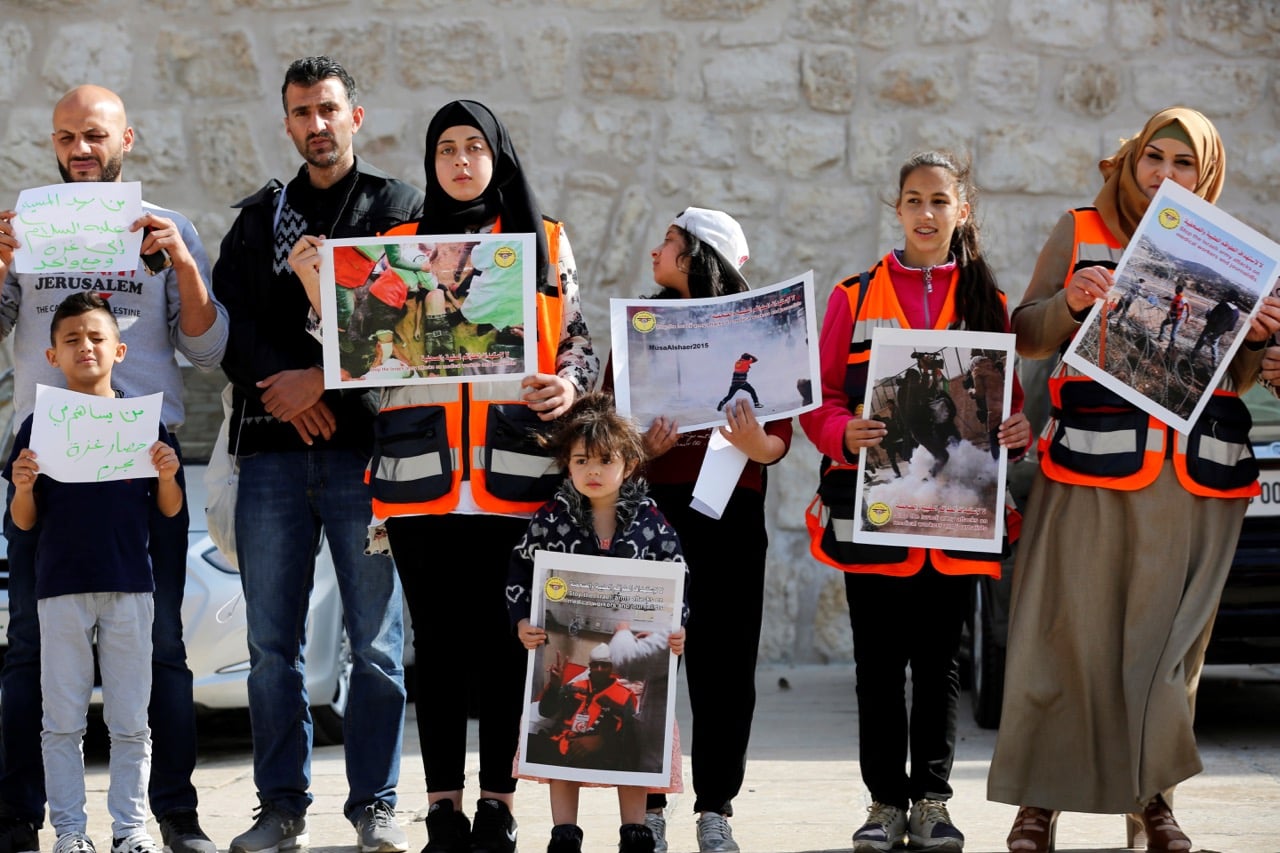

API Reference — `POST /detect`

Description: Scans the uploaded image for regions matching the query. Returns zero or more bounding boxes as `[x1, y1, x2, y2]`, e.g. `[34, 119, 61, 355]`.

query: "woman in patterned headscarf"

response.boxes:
[988, 107, 1280, 853]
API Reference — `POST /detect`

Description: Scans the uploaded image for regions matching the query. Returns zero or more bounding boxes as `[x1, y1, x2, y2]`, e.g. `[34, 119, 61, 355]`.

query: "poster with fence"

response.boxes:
[1064, 181, 1280, 433]
[851, 327, 1015, 553]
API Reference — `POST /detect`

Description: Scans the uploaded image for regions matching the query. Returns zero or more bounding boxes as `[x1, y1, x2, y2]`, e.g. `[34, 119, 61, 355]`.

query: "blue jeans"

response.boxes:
[0, 438, 196, 826]
[235, 449, 405, 820]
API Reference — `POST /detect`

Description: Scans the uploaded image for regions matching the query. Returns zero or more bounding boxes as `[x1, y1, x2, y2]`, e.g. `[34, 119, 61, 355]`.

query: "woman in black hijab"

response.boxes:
[377, 101, 598, 853]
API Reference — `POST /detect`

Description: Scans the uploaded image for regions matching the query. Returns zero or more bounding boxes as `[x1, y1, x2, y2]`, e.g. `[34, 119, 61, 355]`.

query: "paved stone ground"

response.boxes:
[68, 664, 1280, 853]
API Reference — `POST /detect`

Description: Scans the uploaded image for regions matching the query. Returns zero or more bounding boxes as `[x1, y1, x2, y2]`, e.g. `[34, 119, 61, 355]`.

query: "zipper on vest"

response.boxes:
[922, 266, 933, 327]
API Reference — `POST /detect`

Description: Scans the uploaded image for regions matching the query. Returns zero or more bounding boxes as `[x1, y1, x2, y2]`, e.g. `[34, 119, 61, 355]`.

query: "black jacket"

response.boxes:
[213, 158, 424, 454]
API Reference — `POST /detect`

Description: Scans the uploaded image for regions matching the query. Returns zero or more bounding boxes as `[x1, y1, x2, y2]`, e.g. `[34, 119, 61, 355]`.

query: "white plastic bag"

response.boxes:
[204, 383, 240, 570]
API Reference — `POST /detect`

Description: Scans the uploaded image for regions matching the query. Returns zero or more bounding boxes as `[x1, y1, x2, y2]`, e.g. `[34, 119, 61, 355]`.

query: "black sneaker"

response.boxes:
[0, 816, 39, 853]
[423, 801, 470, 853]
[469, 799, 516, 853]
[158, 810, 216, 853]
[618, 824, 655, 853]
[546, 824, 582, 853]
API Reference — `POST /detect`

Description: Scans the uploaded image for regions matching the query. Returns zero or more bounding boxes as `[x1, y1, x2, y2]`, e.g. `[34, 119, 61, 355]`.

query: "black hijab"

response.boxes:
[419, 100, 550, 290]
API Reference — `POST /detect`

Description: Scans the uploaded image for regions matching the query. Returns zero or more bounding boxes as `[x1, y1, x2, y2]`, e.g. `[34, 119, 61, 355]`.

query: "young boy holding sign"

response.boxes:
[5, 292, 180, 853]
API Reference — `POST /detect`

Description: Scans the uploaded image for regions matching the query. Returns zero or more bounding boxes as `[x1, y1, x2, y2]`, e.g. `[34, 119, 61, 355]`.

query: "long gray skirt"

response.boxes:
[986, 461, 1245, 814]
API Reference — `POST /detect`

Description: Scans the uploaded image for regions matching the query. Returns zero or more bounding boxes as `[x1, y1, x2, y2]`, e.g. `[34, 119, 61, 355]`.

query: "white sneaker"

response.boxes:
[111, 831, 161, 853]
[53, 832, 97, 853]
[852, 802, 906, 853]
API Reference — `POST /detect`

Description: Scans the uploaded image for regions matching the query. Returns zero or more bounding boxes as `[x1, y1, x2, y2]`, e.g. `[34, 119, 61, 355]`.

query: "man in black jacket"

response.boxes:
[212, 56, 423, 853]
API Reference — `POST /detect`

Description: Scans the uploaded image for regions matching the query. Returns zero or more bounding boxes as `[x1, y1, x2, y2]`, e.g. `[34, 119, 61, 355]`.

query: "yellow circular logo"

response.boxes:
[1158, 208, 1180, 230]
[867, 502, 892, 526]
[544, 576, 568, 601]
[631, 310, 657, 334]
[493, 245, 517, 268]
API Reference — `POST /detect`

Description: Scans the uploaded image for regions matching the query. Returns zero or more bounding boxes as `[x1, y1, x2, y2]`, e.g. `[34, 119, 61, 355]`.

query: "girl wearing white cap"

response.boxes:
[606, 207, 791, 853]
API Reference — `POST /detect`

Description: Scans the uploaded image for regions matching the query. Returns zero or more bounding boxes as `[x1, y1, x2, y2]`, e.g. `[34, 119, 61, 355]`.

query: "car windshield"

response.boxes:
[1243, 384, 1280, 452]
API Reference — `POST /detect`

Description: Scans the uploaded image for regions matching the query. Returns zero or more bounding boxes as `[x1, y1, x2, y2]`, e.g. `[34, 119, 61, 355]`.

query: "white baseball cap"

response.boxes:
[672, 207, 750, 287]
[589, 643, 612, 663]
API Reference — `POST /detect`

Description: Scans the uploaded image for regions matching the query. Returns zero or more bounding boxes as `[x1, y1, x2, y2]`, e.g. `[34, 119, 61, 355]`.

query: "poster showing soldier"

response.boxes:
[518, 551, 684, 788]
[609, 272, 821, 432]
[851, 327, 1015, 553]
[1064, 180, 1280, 433]
[316, 232, 536, 388]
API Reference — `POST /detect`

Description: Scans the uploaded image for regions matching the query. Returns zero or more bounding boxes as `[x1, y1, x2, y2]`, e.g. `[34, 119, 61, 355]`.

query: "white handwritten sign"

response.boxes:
[29, 385, 162, 483]
[10, 182, 144, 274]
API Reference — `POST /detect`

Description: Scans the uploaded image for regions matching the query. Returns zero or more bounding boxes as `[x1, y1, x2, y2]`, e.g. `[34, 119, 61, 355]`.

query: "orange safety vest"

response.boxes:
[805, 256, 1005, 578]
[367, 217, 567, 517]
[1037, 209, 1259, 499]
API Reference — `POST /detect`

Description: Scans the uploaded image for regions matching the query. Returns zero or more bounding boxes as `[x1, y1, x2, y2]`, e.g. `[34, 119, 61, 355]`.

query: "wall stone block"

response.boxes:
[657, 111, 740, 169]
[581, 31, 680, 99]
[1132, 61, 1267, 118]
[1113, 0, 1169, 49]
[1178, 0, 1280, 57]
[702, 46, 800, 112]
[872, 55, 959, 109]
[749, 116, 845, 178]
[0, 109, 59, 196]
[790, 0, 911, 46]
[1058, 62, 1123, 118]
[555, 106, 654, 168]
[802, 46, 857, 114]
[518, 19, 571, 101]
[395, 20, 505, 90]
[158, 28, 258, 102]
[979, 124, 1096, 197]
[126, 110, 189, 188]
[43, 22, 131, 96]
[1009, 0, 1108, 49]
[970, 52, 1041, 114]
[0, 24, 33, 104]
[275, 23, 390, 89]
[662, 0, 769, 20]
[192, 113, 265, 206]
[918, 0, 995, 44]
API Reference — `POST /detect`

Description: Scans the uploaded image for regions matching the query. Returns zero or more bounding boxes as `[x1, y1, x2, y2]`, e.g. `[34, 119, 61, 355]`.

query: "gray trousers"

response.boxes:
[39, 592, 154, 839]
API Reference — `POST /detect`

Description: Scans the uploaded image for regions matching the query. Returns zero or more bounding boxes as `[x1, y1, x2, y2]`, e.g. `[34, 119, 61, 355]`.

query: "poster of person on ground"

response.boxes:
[609, 272, 821, 432]
[1064, 180, 1280, 433]
[518, 551, 684, 788]
[851, 327, 1015, 553]
[316, 232, 536, 388]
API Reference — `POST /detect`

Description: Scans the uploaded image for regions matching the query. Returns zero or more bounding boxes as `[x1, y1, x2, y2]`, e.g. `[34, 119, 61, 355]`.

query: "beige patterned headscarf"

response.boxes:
[1093, 106, 1226, 242]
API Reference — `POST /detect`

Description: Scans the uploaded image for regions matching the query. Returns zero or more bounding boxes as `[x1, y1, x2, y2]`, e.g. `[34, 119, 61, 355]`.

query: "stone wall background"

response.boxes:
[1, 0, 1278, 663]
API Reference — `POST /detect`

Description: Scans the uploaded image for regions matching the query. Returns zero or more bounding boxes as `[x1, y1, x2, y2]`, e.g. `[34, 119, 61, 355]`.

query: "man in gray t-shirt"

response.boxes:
[0, 84, 226, 853]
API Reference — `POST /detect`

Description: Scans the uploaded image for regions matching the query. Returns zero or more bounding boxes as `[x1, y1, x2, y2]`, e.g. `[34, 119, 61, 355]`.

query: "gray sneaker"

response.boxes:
[852, 803, 906, 853]
[355, 803, 407, 853]
[643, 813, 667, 853]
[696, 813, 739, 853]
[229, 804, 308, 853]
[907, 799, 963, 852]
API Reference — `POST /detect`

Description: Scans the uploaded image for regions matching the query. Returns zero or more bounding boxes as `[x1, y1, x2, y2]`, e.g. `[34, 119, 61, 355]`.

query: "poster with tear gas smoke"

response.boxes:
[609, 272, 821, 432]
[517, 551, 685, 788]
[851, 328, 1015, 552]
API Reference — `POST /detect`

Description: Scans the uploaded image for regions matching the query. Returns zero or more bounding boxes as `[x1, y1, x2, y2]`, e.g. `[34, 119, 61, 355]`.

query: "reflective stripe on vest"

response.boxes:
[808, 254, 1002, 578]
[369, 218, 565, 518]
[1039, 210, 1259, 498]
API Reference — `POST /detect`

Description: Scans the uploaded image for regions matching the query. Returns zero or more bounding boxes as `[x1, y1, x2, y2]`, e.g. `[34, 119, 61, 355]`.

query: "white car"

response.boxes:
[0, 465, 359, 746]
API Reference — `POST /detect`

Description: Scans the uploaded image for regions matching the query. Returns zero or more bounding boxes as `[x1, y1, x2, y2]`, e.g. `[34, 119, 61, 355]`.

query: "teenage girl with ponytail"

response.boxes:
[799, 151, 1030, 853]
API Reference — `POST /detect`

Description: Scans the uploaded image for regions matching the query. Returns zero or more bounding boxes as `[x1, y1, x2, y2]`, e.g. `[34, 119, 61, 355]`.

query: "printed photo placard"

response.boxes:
[518, 551, 684, 788]
[851, 328, 1015, 553]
